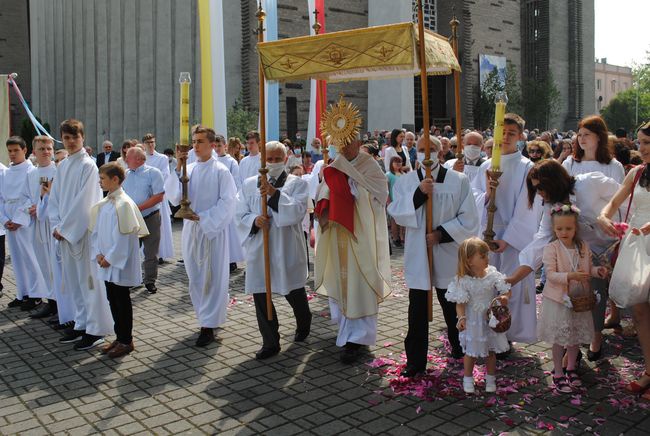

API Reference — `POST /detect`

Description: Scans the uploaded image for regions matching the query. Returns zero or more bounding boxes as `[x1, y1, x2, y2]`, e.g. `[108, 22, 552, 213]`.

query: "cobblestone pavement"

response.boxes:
[1, 221, 649, 435]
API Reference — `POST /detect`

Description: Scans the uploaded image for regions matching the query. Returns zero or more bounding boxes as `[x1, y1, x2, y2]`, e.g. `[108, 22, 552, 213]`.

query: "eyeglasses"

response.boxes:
[529, 149, 542, 154]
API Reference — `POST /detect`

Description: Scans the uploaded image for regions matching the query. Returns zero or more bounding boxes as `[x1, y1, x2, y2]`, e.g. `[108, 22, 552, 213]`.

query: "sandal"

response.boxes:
[626, 371, 650, 394]
[565, 369, 582, 387]
[553, 375, 572, 393]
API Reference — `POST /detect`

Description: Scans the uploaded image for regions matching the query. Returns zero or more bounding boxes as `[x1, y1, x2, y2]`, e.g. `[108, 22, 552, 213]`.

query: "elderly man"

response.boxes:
[236, 141, 312, 359]
[96, 141, 119, 167]
[389, 135, 480, 376]
[405, 131, 417, 168]
[444, 131, 486, 184]
[123, 147, 165, 294]
[440, 137, 454, 163]
[310, 137, 323, 163]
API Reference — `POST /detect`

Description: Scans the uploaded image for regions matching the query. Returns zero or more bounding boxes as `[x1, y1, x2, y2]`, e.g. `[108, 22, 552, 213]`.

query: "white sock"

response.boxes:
[485, 374, 496, 384]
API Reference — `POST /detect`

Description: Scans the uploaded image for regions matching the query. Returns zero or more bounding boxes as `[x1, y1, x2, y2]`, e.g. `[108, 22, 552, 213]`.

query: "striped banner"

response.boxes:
[198, 0, 228, 135]
[307, 0, 326, 147]
[262, 0, 279, 141]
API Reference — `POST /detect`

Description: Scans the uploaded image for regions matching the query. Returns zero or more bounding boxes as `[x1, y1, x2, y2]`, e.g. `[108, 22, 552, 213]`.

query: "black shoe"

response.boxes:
[400, 365, 425, 378]
[340, 342, 362, 364]
[294, 330, 310, 342]
[451, 348, 465, 360]
[536, 282, 545, 294]
[30, 301, 56, 319]
[158, 258, 165, 265]
[21, 298, 41, 311]
[587, 347, 603, 362]
[59, 329, 84, 343]
[145, 284, 157, 294]
[74, 334, 104, 350]
[229, 262, 238, 273]
[393, 240, 403, 248]
[496, 346, 512, 361]
[195, 328, 215, 347]
[177, 258, 184, 264]
[255, 346, 281, 360]
[7, 298, 23, 308]
[53, 321, 74, 331]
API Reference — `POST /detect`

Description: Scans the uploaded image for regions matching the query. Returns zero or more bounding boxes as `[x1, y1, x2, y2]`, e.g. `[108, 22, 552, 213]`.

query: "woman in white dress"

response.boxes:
[383, 129, 412, 173]
[597, 122, 650, 401]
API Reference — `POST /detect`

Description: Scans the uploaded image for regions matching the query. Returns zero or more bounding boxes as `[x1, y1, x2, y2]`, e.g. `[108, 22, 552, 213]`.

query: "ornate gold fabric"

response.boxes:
[258, 22, 460, 82]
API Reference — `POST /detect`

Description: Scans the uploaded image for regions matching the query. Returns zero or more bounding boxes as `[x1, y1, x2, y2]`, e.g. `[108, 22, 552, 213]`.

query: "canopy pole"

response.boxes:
[313, 9, 328, 165]
[416, 0, 434, 323]
[256, 2, 273, 321]
[450, 14, 463, 158]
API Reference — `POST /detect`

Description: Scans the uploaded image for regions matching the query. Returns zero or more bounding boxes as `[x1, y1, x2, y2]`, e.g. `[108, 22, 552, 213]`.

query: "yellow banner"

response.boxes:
[258, 22, 460, 83]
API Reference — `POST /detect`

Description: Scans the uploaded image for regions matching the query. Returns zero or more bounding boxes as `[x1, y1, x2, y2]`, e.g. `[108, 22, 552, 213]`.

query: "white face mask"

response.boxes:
[417, 152, 439, 167]
[464, 145, 482, 161]
[266, 162, 285, 179]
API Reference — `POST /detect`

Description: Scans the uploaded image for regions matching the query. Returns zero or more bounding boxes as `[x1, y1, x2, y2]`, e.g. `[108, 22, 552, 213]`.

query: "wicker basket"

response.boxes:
[486, 297, 511, 333]
[569, 281, 596, 313]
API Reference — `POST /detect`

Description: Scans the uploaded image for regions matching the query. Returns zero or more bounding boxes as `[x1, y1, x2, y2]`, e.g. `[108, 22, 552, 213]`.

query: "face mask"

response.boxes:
[417, 152, 426, 163]
[464, 145, 482, 161]
[416, 152, 439, 166]
[294, 148, 301, 155]
[266, 162, 285, 179]
[328, 145, 338, 159]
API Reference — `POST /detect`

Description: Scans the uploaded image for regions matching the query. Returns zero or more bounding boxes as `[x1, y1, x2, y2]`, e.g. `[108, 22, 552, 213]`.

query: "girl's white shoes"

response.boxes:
[463, 375, 496, 393]
[463, 376, 475, 393]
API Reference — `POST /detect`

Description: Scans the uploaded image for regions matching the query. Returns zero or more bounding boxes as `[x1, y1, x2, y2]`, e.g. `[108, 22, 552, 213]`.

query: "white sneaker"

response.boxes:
[485, 375, 497, 393]
[463, 376, 475, 394]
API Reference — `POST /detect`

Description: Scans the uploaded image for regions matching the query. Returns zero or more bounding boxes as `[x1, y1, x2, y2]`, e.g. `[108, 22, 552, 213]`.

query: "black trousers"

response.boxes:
[253, 288, 312, 349]
[105, 281, 133, 344]
[0, 235, 4, 292]
[404, 288, 461, 370]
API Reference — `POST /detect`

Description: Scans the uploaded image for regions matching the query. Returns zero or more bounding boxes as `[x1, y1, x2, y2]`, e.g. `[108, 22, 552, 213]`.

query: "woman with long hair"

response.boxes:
[383, 129, 412, 173]
[228, 137, 243, 163]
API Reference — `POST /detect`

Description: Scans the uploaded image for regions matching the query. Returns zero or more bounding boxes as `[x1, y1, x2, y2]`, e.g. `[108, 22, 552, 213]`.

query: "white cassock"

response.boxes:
[238, 153, 261, 186]
[166, 157, 236, 328]
[236, 172, 309, 294]
[520, 172, 621, 271]
[217, 154, 245, 264]
[91, 201, 143, 287]
[562, 156, 625, 184]
[48, 149, 113, 337]
[472, 151, 543, 343]
[146, 150, 174, 259]
[315, 153, 391, 347]
[443, 157, 485, 187]
[0, 160, 47, 300]
[0, 164, 5, 289]
[388, 165, 479, 290]
[21, 164, 57, 302]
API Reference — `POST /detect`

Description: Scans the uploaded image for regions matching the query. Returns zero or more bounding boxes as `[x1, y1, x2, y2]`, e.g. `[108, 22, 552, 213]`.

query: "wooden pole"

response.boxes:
[416, 0, 434, 323]
[450, 15, 463, 158]
[256, 2, 273, 321]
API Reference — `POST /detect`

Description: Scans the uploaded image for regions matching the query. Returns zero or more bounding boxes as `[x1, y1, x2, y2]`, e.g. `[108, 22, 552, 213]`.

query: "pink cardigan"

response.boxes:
[542, 239, 599, 304]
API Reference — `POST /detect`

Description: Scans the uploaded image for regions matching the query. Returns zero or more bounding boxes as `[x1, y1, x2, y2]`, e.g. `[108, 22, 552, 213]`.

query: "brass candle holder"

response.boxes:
[482, 169, 503, 251]
[174, 144, 196, 219]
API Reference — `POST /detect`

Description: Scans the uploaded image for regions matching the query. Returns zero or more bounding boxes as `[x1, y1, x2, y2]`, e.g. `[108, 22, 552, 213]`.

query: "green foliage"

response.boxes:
[601, 88, 650, 134]
[227, 98, 258, 141]
[522, 71, 561, 130]
[19, 117, 51, 155]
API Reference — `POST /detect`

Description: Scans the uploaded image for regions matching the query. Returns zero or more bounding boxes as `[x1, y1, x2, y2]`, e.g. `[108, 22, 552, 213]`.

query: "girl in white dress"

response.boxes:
[598, 121, 650, 401]
[446, 238, 511, 394]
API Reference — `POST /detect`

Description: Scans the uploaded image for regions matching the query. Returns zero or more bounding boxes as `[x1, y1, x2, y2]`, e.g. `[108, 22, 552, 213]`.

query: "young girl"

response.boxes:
[446, 238, 511, 394]
[538, 204, 608, 393]
[386, 156, 405, 247]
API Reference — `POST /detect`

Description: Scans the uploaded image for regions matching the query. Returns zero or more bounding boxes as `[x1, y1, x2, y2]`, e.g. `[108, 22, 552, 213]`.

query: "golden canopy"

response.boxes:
[257, 22, 461, 83]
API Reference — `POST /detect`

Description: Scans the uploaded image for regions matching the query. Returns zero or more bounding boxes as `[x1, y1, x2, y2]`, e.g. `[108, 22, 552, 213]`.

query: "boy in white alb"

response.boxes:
[49, 119, 114, 351]
[1, 136, 48, 311]
[90, 163, 149, 358]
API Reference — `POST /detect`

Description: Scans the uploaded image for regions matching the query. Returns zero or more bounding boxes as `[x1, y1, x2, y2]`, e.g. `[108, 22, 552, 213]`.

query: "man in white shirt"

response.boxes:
[238, 131, 262, 186]
[444, 131, 486, 185]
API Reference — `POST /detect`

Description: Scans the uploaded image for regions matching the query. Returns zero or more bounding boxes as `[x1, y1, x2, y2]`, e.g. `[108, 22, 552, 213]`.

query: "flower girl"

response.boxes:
[446, 238, 511, 394]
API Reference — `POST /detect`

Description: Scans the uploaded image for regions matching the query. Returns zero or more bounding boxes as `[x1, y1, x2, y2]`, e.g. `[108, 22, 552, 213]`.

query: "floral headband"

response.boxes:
[550, 203, 581, 216]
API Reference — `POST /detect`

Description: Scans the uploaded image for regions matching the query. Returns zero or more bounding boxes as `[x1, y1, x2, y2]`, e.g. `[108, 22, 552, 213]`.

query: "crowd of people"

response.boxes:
[1, 112, 648, 401]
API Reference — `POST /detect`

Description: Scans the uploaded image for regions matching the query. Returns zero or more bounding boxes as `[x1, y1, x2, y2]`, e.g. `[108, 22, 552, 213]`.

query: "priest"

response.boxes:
[388, 135, 480, 376]
[165, 125, 237, 347]
[314, 139, 391, 363]
[236, 141, 312, 360]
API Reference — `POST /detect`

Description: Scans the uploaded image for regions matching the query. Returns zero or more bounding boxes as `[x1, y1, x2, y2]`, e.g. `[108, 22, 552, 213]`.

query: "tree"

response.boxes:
[601, 88, 650, 134]
[474, 62, 522, 130]
[504, 63, 522, 116]
[227, 98, 258, 141]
